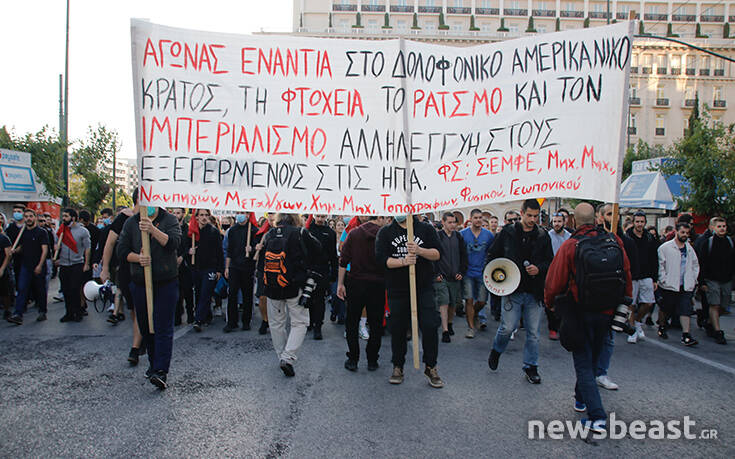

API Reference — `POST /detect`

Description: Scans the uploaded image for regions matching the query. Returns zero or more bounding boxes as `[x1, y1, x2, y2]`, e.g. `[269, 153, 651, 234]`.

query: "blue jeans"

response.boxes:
[131, 280, 178, 373]
[14, 265, 47, 317]
[573, 312, 612, 422]
[330, 281, 345, 321]
[492, 292, 543, 368]
[193, 269, 217, 323]
[595, 330, 615, 377]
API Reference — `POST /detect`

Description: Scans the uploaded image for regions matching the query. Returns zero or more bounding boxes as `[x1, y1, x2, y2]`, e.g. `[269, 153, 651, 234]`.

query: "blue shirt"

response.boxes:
[460, 227, 494, 278]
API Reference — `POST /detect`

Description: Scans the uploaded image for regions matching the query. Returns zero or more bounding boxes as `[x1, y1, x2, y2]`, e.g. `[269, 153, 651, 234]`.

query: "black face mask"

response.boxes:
[222, 224, 231, 231]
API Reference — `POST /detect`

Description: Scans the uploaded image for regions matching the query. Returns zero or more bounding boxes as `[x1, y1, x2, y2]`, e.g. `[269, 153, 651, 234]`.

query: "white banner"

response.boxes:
[131, 20, 632, 215]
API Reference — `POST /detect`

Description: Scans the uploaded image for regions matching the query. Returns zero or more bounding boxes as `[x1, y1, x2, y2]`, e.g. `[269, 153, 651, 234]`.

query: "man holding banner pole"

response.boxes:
[375, 215, 444, 388]
[117, 201, 181, 390]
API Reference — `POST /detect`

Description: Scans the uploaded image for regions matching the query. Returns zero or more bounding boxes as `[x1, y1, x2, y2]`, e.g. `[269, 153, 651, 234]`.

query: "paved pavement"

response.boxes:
[1, 278, 734, 457]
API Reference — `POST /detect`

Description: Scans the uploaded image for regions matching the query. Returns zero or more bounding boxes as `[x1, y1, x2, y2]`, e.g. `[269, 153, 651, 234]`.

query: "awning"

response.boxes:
[0, 148, 61, 204]
[619, 171, 678, 210]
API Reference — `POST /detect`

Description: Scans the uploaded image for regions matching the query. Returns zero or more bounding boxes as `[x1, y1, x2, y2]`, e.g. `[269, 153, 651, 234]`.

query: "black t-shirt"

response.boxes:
[85, 223, 100, 258]
[110, 212, 131, 270]
[375, 218, 441, 295]
[18, 226, 49, 268]
[0, 233, 10, 269]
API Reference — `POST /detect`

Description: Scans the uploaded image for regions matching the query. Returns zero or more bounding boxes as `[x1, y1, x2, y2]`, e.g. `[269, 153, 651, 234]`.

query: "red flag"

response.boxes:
[56, 224, 78, 253]
[187, 213, 200, 241]
[248, 212, 260, 229]
[345, 216, 360, 233]
[305, 214, 314, 229]
[256, 218, 270, 236]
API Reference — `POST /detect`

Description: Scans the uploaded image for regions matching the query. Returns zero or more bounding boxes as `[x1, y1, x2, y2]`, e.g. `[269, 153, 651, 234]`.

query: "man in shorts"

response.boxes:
[460, 209, 494, 338]
[696, 217, 733, 345]
[435, 212, 467, 343]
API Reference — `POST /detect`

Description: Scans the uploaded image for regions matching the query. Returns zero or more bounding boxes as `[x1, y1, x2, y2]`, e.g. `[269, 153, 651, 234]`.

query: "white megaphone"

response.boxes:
[483, 258, 521, 296]
[84, 280, 105, 302]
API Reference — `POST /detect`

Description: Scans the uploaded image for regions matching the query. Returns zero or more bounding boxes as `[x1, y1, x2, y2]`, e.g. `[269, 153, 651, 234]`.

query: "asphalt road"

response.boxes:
[1, 278, 733, 458]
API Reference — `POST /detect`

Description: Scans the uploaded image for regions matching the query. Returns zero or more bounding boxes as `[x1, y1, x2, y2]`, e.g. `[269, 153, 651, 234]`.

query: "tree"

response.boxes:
[623, 140, 665, 181]
[353, 12, 363, 28]
[0, 125, 66, 199]
[470, 15, 479, 31]
[497, 18, 509, 32]
[724, 23, 731, 38]
[412, 13, 420, 29]
[526, 16, 536, 33]
[438, 12, 449, 30]
[659, 110, 735, 222]
[70, 125, 120, 215]
[383, 12, 391, 28]
[555, 18, 560, 31]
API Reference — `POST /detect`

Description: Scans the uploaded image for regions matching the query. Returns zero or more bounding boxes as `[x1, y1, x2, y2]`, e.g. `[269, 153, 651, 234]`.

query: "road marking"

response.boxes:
[644, 338, 735, 376]
[173, 326, 192, 341]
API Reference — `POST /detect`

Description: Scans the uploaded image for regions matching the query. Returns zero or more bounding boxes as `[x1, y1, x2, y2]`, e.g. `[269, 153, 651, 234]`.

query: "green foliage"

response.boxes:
[695, 23, 708, 38]
[660, 110, 735, 221]
[412, 13, 420, 29]
[555, 18, 560, 31]
[584, 17, 590, 28]
[328, 13, 332, 28]
[383, 12, 391, 28]
[638, 20, 645, 35]
[70, 125, 120, 215]
[0, 125, 67, 198]
[353, 12, 363, 28]
[438, 12, 449, 30]
[497, 18, 509, 32]
[623, 140, 665, 181]
[526, 16, 536, 33]
[667, 23, 679, 37]
[724, 22, 730, 38]
[470, 15, 479, 31]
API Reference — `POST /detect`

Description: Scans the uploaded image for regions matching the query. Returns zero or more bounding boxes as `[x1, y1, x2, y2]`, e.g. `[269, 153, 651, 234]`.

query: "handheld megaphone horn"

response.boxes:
[483, 258, 521, 296]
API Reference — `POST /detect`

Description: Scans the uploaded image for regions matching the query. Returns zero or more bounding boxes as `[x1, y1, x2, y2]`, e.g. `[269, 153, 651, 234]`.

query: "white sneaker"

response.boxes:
[510, 329, 517, 340]
[213, 307, 223, 317]
[627, 332, 638, 344]
[636, 325, 646, 341]
[596, 375, 619, 390]
[359, 325, 370, 340]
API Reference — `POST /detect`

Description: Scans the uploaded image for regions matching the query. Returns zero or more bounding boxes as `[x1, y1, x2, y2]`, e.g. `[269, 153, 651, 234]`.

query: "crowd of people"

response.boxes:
[1, 195, 732, 425]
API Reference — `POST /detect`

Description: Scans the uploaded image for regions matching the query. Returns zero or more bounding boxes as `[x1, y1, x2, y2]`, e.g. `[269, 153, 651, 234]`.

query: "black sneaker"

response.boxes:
[441, 331, 451, 343]
[307, 325, 313, 332]
[715, 330, 727, 345]
[280, 360, 295, 377]
[242, 322, 251, 331]
[367, 361, 379, 371]
[344, 359, 358, 372]
[145, 367, 154, 379]
[36, 313, 47, 322]
[149, 371, 167, 390]
[313, 326, 323, 340]
[480, 322, 488, 330]
[128, 348, 140, 366]
[107, 313, 119, 324]
[657, 326, 668, 339]
[7, 314, 22, 325]
[223, 324, 238, 333]
[59, 315, 72, 323]
[72, 314, 83, 322]
[193, 321, 203, 332]
[524, 366, 541, 384]
[488, 349, 500, 371]
[258, 321, 269, 335]
[645, 316, 655, 327]
[448, 323, 455, 336]
[138, 346, 147, 357]
[681, 333, 698, 346]
[330, 313, 337, 322]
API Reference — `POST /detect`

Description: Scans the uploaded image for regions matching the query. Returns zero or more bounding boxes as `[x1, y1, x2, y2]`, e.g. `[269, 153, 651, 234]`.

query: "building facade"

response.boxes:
[291, 0, 735, 148]
[101, 158, 138, 195]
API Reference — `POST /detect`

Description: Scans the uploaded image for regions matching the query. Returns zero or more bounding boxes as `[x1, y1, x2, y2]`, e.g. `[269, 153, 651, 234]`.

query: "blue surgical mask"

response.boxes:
[395, 215, 407, 223]
[13, 212, 23, 221]
[236, 214, 246, 224]
[97, 223, 104, 229]
[146, 207, 156, 217]
[103, 218, 111, 225]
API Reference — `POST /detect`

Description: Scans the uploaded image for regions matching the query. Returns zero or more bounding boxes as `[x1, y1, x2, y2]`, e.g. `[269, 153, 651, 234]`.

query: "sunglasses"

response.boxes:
[507, 218, 520, 223]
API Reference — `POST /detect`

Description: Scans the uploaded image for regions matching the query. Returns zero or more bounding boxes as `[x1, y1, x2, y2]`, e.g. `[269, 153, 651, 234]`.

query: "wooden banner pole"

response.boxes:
[141, 209, 154, 334]
[406, 215, 420, 370]
[10, 225, 25, 252]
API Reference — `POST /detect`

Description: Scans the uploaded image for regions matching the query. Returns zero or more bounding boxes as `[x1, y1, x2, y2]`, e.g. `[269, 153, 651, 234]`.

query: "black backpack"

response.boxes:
[573, 232, 626, 311]
[262, 226, 310, 289]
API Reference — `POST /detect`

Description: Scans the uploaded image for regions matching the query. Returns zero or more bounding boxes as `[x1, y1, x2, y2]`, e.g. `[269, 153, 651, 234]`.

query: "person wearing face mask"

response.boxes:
[54, 208, 91, 322]
[189, 209, 224, 332]
[223, 212, 259, 332]
[92, 208, 114, 281]
[305, 214, 338, 340]
[5, 204, 26, 289]
[117, 204, 181, 390]
[6, 209, 49, 325]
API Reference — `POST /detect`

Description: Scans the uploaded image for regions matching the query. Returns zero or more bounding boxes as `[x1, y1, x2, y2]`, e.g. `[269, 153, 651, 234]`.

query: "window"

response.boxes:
[481, 0, 492, 7]
[632, 53, 638, 66]
[715, 59, 725, 76]
[537, 25, 547, 33]
[593, 3, 603, 13]
[397, 20, 407, 30]
[481, 22, 492, 31]
[509, 24, 519, 33]
[454, 0, 463, 7]
[648, 4, 660, 14]
[398, 0, 407, 5]
[619, 4, 630, 15]
[655, 114, 665, 136]
[367, 19, 378, 29]
[424, 20, 437, 30]
[426, 0, 435, 6]
[537, 1, 548, 10]
[565, 2, 575, 11]
[656, 84, 665, 99]
[510, 1, 520, 10]
[671, 55, 681, 74]
[656, 54, 668, 74]
[451, 22, 462, 31]
[642, 54, 653, 73]
[685, 85, 695, 99]
[630, 113, 637, 128]
[630, 83, 638, 98]
[701, 56, 711, 75]
[714, 86, 722, 100]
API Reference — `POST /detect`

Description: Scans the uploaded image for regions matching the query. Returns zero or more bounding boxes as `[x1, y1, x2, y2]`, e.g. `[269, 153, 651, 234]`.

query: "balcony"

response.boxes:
[561, 10, 585, 18]
[617, 12, 640, 19]
[589, 12, 611, 19]
[504, 8, 528, 16]
[532, 9, 556, 17]
[731, 15, 735, 22]
[361, 4, 386, 12]
[700, 69, 710, 76]
[475, 7, 499, 15]
[671, 68, 681, 75]
[644, 13, 668, 21]
[418, 6, 442, 13]
[656, 98, 670, 107]
[713, 100, 727, 108]
[390, 5, 414, 13]
[642, 67, 652, 74]
[655, 128, 665, 136]
[628, 127, 637, 135]
[629, 97, 641, 105]
[672, 14, 696, 22]
[714, 69, 725, 76]
[700, 15, 725, 22]
[332, 4, 357, 12]
[686, 68, 696, 75]
[447, 6, 471, 14]
[684, 99, 697, 107]
[657, 67, 667, 75]
[631, 66, 638, 73]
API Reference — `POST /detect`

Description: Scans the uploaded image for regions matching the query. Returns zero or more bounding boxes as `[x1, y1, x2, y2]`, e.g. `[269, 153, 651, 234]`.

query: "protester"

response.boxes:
[435, 212, 468, 343]
[258, 213, 321, 377]
[460, 209, 494, 338]
[189, 209, 224, 332]
[546, 212, 571, 340]
[170, 208, 195, 325]
[625, 211, 659, 344]
[488, 215, 499, 235]
[657, 223, 700, 345]
[0, 220, 13, 319]
[306, 214, 338, 340]
[55, 208, 91, 322]
[330, 218, 347, 324]
[254, 213, 275, 335]
[695, 217, 733, 345]
[544, 202, 632, 434]
[338, 215, 387, 371]
[375, 215, 444, 388]
[5, 204, 26, 288]
[487, 199, 554, 384]
[7, 209, 49, 325]
[224, 212, 259, 332]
